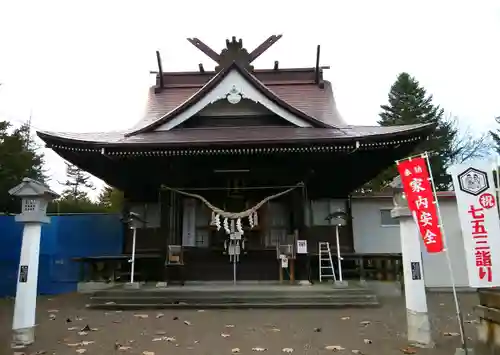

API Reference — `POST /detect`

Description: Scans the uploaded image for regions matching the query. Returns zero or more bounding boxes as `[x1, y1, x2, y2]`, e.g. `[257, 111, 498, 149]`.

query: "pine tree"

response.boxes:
[61, 162, 95, 201]
[0, 121, 47, 212]
[369, 72, 458, 191]
[97, 185, 124, 212]
[490, 125, 500, 154]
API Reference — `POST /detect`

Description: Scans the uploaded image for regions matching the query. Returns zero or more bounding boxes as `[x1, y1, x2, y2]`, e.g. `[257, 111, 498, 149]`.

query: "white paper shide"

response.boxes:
[450, 160, 500, 288]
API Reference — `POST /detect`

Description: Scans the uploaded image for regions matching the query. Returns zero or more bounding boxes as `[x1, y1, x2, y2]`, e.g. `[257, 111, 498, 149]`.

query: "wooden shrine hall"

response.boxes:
[38, 35, 434, 286]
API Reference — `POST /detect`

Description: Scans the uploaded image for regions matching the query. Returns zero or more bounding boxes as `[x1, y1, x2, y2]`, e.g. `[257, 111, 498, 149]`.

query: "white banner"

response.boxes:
[450, 160, 500, 288]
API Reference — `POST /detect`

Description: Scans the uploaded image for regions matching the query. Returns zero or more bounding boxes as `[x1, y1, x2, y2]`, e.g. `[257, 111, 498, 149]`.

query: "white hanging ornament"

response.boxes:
[210, 211, 216, 225]
[223, 218, 230, 234]
[215, 214, 221, 231]
[248, 213, 254, 229]
[236, 218, 244, 234]
[253, 211, 259, 227]
[230, 219, 236, 233]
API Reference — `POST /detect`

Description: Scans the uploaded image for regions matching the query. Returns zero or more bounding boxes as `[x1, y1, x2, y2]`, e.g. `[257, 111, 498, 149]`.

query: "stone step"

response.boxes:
[87, 284, 380, 310]
[88, 293, 379, 310]
[88, 301, 381, 310]
[91, 294, 377, 304]
[93, 288, 372, 298]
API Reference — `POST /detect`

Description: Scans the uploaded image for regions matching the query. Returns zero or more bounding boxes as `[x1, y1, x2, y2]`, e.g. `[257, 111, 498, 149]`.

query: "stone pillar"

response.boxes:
[8, 178, 59, 345]
[390, 177, 434, 348]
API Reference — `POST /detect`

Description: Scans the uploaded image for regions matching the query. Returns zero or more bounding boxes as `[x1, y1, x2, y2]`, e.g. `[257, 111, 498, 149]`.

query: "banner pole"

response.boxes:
[422, 152, 468, 354]
[494, 155, 500, 207]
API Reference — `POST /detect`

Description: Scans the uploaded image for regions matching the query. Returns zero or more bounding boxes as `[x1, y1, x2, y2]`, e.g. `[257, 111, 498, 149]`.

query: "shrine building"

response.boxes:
[37, 35, 434, 284]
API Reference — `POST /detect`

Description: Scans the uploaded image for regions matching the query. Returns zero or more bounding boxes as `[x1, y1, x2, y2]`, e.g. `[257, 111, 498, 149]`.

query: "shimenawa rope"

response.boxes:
[161, 182, 303, 234]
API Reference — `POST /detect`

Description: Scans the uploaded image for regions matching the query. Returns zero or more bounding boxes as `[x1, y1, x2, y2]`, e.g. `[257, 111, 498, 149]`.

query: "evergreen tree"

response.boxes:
[369, 72, 458, 191]
[490, 123, 500, 154]
[61, 162, 95, 201]
[0, 121, 47, 213]
[97, 185, 124, 212]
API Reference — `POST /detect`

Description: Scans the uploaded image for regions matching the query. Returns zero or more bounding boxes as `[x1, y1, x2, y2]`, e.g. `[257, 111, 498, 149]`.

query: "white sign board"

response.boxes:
[297, 240, 308, 254]
[450, 160, 500, 288]
[280, 255, 289, 268]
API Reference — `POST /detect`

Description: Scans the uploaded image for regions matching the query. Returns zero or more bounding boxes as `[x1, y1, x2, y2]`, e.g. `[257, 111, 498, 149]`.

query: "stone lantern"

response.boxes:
[8, 178, 59, 345]
[389, 176, 433, 348]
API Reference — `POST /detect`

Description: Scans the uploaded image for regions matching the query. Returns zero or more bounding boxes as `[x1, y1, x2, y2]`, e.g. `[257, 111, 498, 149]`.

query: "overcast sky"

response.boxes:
[0, 1, 499, 197]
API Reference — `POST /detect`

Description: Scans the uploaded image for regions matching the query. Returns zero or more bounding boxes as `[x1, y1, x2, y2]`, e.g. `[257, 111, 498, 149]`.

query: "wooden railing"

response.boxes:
[340, 253, 403, 282]
[72, 251, 403, 285]
[73, 253, 163, 282]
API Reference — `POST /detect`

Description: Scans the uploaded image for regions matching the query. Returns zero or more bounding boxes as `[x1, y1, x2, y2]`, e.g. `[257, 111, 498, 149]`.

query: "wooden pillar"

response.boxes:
[291, 188, 305, 236]
[278, 263, 284, 284]
[292, 187, 306, 283]
[121, 195, 132, 255]
[345, 196, 355, 252]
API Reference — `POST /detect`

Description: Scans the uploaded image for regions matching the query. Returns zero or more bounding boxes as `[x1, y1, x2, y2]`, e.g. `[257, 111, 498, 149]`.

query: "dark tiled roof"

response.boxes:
[37, 123, 433, 148]
[128, 62, 333, 135]
[131, 66, 345, 132]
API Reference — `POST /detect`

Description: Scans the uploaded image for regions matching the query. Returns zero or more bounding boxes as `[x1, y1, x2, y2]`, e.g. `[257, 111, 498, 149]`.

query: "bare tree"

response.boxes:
[447, 115, 492, 166]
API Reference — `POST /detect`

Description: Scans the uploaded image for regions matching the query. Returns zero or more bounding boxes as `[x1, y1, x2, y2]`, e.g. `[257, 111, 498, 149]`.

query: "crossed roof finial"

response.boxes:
[187, 34, 283, 72]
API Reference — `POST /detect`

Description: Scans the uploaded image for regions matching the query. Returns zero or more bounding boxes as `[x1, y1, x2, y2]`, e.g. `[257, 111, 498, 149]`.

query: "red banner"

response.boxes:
[397, 156, 444, 253]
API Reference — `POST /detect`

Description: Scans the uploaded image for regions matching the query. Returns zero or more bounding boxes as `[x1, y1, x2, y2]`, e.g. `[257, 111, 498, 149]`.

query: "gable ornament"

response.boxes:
[226, 85, 242, 104]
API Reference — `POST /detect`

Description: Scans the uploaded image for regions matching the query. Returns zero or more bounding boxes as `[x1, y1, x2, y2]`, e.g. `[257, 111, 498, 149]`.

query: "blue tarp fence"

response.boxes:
[0, 214, 123, 297]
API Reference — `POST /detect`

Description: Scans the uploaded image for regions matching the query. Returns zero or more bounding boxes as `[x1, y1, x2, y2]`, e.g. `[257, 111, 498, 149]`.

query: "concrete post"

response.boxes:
[390, 177, 434, 348]
[8, 178, 59, 345]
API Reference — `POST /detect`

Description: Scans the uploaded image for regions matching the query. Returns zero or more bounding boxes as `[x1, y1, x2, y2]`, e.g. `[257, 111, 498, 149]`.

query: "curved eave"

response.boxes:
[126, 62, 332, 136]
[37, 131, 109, 146]
[37, 123, 435, 153]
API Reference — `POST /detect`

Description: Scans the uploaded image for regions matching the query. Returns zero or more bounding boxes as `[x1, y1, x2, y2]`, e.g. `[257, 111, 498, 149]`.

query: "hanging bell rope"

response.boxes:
[161, 182, 304, 219]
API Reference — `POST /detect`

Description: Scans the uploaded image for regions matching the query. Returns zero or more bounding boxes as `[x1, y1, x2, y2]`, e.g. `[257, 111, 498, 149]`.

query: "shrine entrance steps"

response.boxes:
[87, 282, 380, 310]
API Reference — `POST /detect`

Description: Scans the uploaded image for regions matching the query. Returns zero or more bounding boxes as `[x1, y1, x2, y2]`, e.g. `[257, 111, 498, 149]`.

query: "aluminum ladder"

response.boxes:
[318, 242, 337, 282]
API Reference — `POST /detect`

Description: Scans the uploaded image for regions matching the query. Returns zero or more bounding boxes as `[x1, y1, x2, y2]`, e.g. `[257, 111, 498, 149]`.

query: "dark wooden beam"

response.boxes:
[315, 45, 321, 85]
[273, 61, 279, 70]
[156, 51, 164, 89]
[187, 37, 221, 63]
[248, 34, 283, 63]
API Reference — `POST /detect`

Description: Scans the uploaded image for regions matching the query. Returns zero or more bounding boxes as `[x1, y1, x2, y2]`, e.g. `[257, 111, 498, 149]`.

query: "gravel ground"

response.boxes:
[1, 292, 480, 355]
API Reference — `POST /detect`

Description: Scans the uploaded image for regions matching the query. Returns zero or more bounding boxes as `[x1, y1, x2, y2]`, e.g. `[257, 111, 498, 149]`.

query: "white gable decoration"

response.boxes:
[155, 69, 313, 131]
